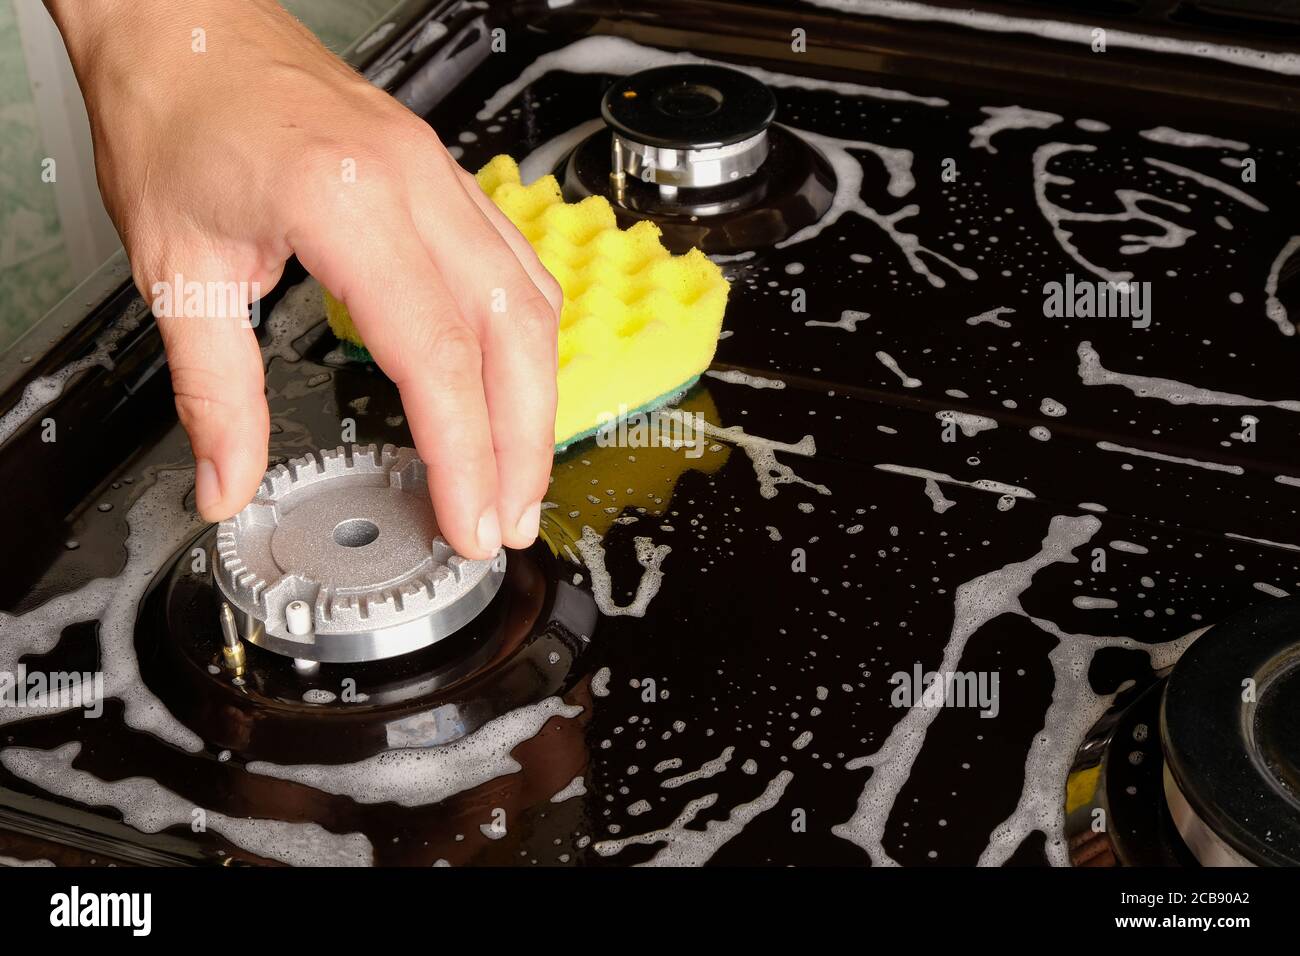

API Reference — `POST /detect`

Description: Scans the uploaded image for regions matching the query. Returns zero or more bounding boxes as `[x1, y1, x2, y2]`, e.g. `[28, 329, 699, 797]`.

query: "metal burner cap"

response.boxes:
[1161, 597, 1300, 866]
[602, 65, 777, 189]
[213, 444, 504, 664]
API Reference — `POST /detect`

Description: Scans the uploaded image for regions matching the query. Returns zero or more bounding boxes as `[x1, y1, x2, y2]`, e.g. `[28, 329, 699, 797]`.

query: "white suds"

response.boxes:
[1072, 596, 1118, 610]
[0, 299, 147, 445]
[661, 747, 734, 789]
[591, 666, 612, 697]
[1096, 440, 1244, 475]
[594, 770, 793, 865]
[248, 696, 582, 807]
[1227, 532, 1300, 553]
[706, 369, 787, 390]
[780, 128, 977, 288]
[807, 309, 869, 332]
[1139, 127, 1249, 151]
[0, 469, 207, 751]
[923, 478, 956, 514]
[937, 410, 998, 437]
[800, 0, 1300, 76]
[969, 105, 1062, 153]
[576, 527, 672, 618]
[1078, 341, 1300, 413]
[1110, 540, 1149, 554]
[517, 118, 605, 184]
[663, 411, 832, 501]
[1039, 398, 1067, 418]
[979, 619, 1202, 866]
[833, 515, 1102, 865]
[1265, 236, 1300, 337]
[476, 36, 946, 122]
[1143, 158, 1267, 212]
[551, 775, 588, 803]
[877, 351, 922, 388]
[1034, 142, 1192, 283]
[875, 464, 1034, 501]
[965, 306, 1014, 328]
[2, 744, 373, 865]
[1254, 582, 1290, 598]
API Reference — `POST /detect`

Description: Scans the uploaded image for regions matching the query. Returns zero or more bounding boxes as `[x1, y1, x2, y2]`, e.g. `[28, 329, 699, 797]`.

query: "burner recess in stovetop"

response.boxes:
[1067, 598, 1300, 867]
[136, 525, 597, 765]
[559, 64, 835, 254]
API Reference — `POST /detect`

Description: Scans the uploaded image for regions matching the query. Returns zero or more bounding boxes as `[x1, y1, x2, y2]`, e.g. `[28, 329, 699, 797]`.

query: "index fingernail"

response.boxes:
[477, 508, 501, 554]
[515, 501, 541, 542]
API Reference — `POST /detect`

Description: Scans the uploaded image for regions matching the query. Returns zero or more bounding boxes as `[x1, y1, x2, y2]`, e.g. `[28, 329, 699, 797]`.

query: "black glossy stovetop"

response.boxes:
[1, 0, 1298, 867]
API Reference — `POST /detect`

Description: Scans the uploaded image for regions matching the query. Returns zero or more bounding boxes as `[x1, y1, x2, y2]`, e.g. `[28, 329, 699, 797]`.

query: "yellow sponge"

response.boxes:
[322, 155, 729, 448]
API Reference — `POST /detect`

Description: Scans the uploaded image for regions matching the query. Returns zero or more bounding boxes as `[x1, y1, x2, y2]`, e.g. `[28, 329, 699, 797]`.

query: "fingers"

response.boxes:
[454, 165, 564, 317]
[411, 167, 559, 548]
[292, 202, 503, 560]
[147, 261, 270, 521]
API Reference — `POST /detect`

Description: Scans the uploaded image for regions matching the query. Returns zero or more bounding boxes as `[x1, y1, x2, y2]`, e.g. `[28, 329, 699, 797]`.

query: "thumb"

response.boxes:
[147, 266, 270, 521]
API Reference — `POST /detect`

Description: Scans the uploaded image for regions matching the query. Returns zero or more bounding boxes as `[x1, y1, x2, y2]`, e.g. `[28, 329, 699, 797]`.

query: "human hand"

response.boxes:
[48, 0, 560, 559]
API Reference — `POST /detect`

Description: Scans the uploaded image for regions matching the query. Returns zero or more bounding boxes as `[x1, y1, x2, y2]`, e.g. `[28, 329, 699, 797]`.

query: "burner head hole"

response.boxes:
[653, 82, 724, 120]
[333, 517, 380, 548]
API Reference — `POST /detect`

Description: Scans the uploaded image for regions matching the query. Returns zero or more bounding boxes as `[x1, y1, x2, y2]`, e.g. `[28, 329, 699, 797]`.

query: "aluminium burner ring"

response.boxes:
[602, 64, 777, 190]
[1160, 596, 1300, 866]
[213, 444, 504, 664]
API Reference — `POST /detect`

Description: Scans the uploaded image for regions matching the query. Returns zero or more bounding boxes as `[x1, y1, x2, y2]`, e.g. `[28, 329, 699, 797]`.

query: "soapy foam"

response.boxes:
[1144, 158, 1267, 212]
[1096, 440, 1244, 475]
[1109, 540, 1149, 554]
[0, 468, 207, 751]
[551, 775, 588, 803]
[661, 746, 734, 789]
[1077, 341, 1300, 413]
[924, 478, 956, 514]
[576, 527, 671, 618]
[978, 620, 1202, 865]
[660, 409, 831, 502]
[594, 769, 792, 865]
[969, 105, 1063, 154]
[834, 515, 1102, 865]
[965, 306, 1014, 328]
[875, 464, 1034, 501]
[937, 410, 997, 436]
[807, 309, 869, 332]
[705, 370, 787, 390]
[799, 0, 1300, 76]
[1226, 532, 1300, 553]
[475, 36, 947, 122]
[1072, 596, 1118, 610]
[517, 118, 605, 185]
[1265, 236, 1300, 337]
[1034, 143, 1193, 283]
[248, 696, 582, 806]
[1139, 127, 1249, 151]
[1, 743, 373, 866]
[779, 128, 977, 288]
[0, 299, 147, 445]
[878, 351, 922, 388]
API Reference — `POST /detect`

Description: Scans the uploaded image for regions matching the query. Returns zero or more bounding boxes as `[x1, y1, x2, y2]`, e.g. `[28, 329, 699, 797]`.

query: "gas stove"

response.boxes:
[1, 0, 1299, 876]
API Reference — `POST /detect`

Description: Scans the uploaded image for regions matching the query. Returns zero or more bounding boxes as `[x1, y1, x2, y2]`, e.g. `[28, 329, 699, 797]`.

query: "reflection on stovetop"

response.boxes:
[2, 4, 1299, 866]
